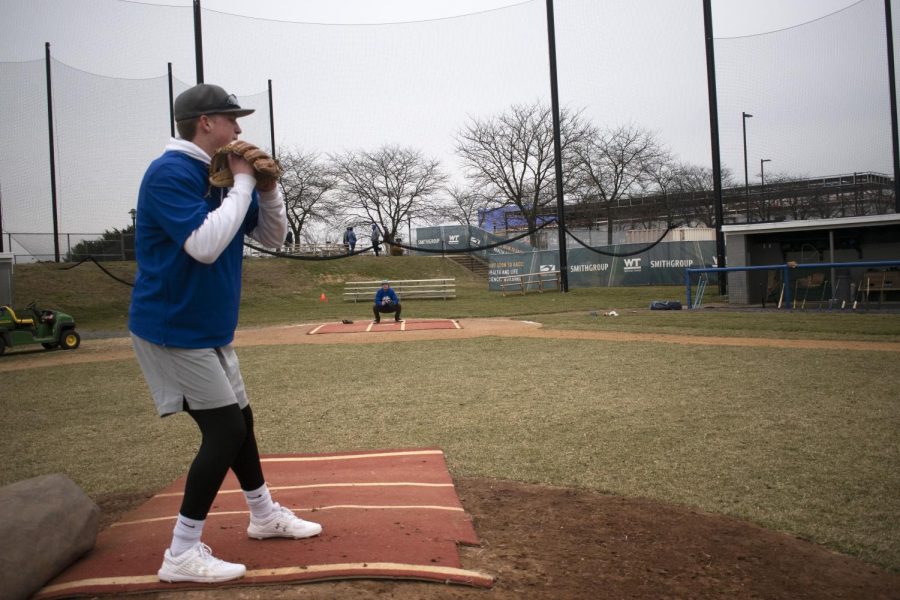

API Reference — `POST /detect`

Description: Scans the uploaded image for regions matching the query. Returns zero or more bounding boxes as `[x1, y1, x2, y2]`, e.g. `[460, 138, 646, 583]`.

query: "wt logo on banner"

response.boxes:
[623, 258, 642, 272]
[540, 264, 557, 272]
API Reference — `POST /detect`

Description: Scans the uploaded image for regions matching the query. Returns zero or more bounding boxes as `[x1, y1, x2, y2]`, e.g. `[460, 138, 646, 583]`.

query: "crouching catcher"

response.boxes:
[373, 280, 402, 323]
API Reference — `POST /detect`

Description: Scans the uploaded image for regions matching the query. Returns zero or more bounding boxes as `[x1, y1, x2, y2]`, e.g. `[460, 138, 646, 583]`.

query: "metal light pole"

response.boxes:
[760, 159, 771, 188]
[128, 208, 137, 261]
[742, 112, 753, 222]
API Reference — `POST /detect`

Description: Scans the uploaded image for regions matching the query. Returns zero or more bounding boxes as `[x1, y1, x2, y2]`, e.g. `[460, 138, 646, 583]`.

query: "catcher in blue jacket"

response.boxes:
[373, 280, 402, 323]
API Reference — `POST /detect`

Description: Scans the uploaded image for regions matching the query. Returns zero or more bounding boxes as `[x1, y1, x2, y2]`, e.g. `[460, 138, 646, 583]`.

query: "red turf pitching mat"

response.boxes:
[37, 448, 492, 598]
[309, 319, 461, 335]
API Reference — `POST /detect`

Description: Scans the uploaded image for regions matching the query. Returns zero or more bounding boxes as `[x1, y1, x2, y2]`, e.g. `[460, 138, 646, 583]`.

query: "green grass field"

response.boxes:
[3, 257, 900, 571]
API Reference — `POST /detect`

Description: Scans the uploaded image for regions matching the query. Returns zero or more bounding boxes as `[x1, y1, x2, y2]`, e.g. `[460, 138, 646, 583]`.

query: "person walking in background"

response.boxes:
[373, 280, 402, 323]
[343, 226, 357, 254]
[371, 222, 381, 256]
[128, 83, 322, 585]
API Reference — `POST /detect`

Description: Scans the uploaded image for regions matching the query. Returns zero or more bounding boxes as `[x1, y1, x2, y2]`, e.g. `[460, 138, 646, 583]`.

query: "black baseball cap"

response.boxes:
[174, 83, 255, 121]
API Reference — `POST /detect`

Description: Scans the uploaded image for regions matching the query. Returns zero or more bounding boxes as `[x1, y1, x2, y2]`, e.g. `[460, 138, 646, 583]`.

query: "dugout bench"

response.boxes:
[862, 269, 900, 302]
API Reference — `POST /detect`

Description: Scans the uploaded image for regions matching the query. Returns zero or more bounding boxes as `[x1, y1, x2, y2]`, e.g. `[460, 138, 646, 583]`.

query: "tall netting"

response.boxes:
[0, 59, 271, 258]
[197, 2, 551, 183]
[1, 0, 194, 77]
[1, 0, 550, 258]
[714, 0, 894, 201]
[553, 0, 711, 245]
[1, 0, 897, 262]
[0, 59, 52, 258]
[555, 0, 710, 165]
[50, 63, 172, 233]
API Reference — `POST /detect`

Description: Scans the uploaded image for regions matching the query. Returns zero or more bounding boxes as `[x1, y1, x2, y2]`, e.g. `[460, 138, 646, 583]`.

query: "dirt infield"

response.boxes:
[9, 319, 900, 598]
[93, 476, 900, 600]
[3, 317, 899, 373]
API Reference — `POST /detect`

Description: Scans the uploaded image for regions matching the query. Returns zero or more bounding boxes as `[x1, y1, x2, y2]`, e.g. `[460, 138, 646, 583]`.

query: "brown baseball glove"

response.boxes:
[209, 141, 283, 188]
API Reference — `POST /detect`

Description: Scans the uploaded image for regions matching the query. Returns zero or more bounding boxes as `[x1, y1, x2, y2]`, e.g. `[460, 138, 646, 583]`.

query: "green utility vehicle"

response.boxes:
[0, 301, 81, 355]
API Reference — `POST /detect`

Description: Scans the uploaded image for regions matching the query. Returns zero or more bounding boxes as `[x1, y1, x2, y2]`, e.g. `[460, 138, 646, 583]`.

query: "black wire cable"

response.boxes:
[244, 220, 554, 259]
[59, 256, 135, 287]
[387, 219, 555, 254]
[59, 219, 669, 287]
[563, 223, 678, 257]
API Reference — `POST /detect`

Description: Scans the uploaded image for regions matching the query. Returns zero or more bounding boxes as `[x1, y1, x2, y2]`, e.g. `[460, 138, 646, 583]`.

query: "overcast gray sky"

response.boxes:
[0, 0, 894, 239]
[0, 1, 872, 67]
[190, 0, 864, 34]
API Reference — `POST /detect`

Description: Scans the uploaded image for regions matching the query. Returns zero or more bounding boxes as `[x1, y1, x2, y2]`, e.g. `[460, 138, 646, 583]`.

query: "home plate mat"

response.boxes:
[309, 319, 461, 335]
[37, 448, 492, 598]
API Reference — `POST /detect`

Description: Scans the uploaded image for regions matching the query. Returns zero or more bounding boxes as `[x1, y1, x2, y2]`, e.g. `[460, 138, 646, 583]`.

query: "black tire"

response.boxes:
[0, 337, 6, 356]
[42, 342, 57, 350]
[59, 330, 81, 350]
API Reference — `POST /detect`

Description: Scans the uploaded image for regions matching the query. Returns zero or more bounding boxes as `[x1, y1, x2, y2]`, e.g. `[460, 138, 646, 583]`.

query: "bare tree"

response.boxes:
[439, 184, 492, 228]
[570, 124, 666, 245]
[752, 170, 797, 222]
[329, 145, 447, 248]
[866, 188, 895, 215]
[277, 148, 337, 244]
[673, 164, 735, 228]
[455, 102, 592, 245]
[636, 154, 697, 229]
[778, 184, 812, 222]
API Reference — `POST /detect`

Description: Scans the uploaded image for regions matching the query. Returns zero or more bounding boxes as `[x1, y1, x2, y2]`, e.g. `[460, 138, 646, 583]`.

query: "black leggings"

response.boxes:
[179, 402, 265, 520]
[374, 302, 401, 320]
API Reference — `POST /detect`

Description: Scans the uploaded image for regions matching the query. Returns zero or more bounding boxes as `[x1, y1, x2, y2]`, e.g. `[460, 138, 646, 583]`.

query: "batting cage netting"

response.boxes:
[0, 0, 896, 262]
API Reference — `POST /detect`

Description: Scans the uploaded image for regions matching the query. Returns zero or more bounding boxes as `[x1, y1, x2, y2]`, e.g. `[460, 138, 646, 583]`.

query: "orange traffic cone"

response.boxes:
[320, 292, 328, 303]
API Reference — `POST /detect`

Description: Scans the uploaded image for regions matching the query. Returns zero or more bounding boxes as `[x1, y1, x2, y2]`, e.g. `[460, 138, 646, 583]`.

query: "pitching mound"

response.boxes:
[38, 449, 490, 598]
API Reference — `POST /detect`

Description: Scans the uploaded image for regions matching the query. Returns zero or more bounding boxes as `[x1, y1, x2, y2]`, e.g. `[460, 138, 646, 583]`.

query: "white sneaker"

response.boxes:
[247, 502, 322, 539]
[157, 543, 246, 583]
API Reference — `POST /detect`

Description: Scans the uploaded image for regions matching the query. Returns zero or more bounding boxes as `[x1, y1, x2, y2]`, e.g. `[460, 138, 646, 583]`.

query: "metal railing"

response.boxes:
[3, 232, 134, 264]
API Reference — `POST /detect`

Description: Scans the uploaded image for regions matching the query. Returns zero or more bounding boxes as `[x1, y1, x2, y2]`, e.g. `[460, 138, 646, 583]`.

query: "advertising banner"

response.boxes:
[414, 226, 717, 289]
[487, 241, 717, 289]
[415, 225, 534, 260]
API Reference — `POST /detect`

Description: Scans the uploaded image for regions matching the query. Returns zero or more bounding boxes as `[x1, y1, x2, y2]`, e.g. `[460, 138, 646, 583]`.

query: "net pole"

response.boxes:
[545, 0, 569, 292]
[193, 0, 204, 84]
[167, 62, 175, 138]
[45, 42, 60, 263]
[884, 0, 900, 212]
[268, 79, 276, 158]
[702, 0, 726, 295]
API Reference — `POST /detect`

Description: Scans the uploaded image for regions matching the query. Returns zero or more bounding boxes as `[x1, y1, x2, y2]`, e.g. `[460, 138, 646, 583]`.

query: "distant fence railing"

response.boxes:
[3, 232, 134, 264]
[4, 232, 345, 263]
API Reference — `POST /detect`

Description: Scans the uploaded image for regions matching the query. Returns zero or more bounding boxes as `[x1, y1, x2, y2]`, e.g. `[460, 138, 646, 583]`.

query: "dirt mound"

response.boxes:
[95, 476, 900, 599]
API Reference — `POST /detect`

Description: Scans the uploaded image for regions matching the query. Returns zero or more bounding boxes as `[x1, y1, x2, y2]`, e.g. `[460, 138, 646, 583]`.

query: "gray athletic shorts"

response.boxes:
[130, 333, 249, 417]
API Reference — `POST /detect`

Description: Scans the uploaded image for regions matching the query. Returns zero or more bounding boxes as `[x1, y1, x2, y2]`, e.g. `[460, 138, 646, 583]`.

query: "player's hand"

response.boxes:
[227, 152, 254, 178]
